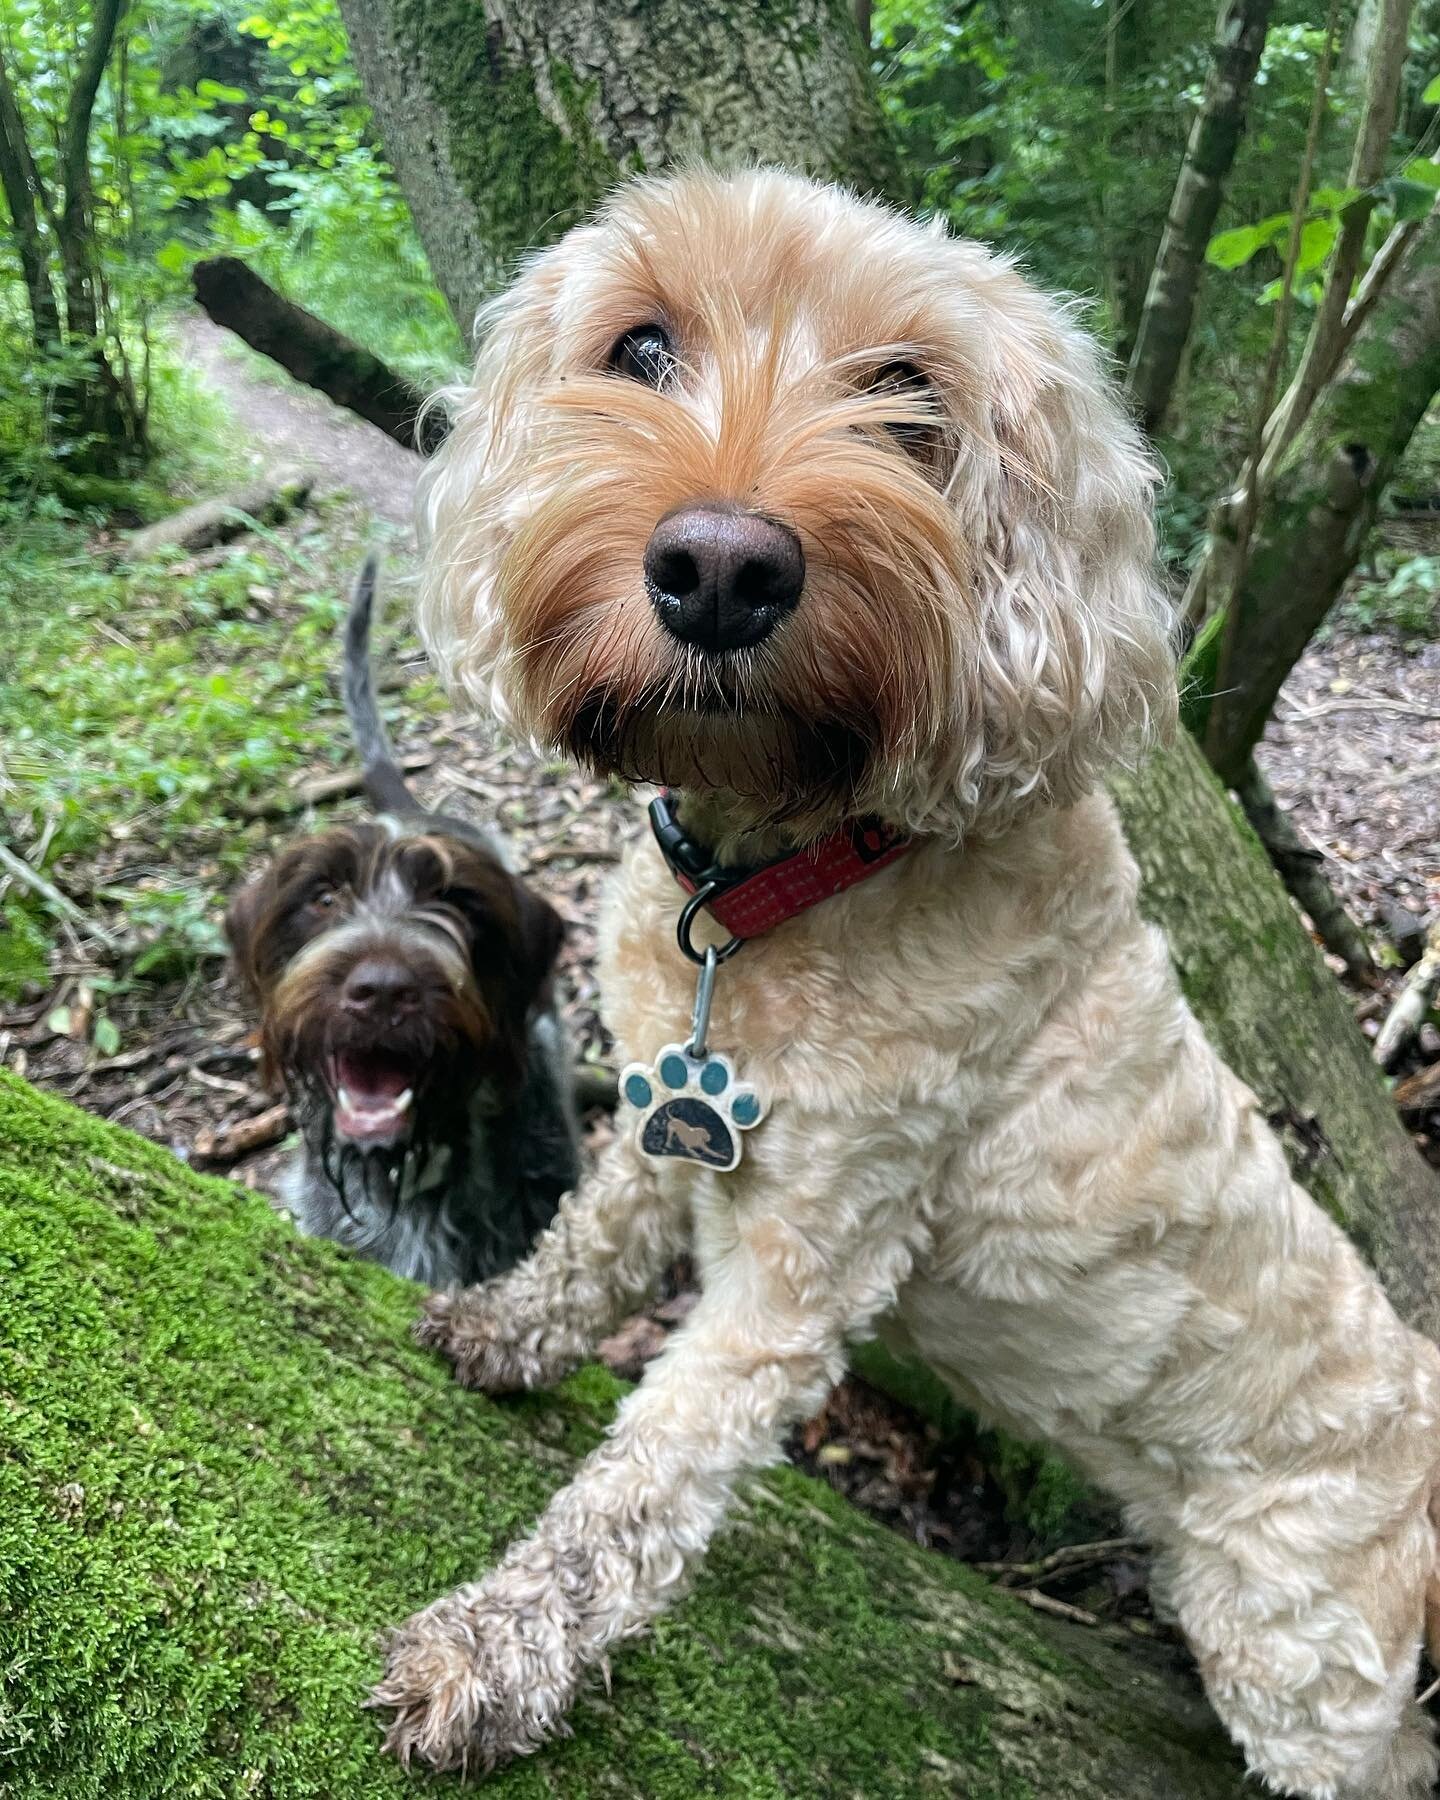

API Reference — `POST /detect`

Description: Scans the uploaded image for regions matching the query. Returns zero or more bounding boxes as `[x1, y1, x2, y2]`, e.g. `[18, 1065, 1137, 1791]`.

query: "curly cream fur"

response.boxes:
[377, 169, 1440, 1797]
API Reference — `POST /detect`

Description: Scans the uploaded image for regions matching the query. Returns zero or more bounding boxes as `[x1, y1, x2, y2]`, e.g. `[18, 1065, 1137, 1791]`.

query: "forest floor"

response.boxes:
[2, 312, 1437, 1626]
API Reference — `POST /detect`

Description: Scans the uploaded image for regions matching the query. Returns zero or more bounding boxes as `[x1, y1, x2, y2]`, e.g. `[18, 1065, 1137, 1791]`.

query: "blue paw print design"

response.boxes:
[620, 1044, 766, 1171]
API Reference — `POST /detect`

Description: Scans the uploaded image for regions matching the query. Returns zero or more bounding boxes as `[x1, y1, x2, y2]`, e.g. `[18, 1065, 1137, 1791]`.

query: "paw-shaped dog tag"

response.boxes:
[620, 1045, 766, 1171]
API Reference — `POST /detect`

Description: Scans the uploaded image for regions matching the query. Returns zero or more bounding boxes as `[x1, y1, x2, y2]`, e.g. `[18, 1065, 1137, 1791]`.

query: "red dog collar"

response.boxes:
[648, 792, 912, 962]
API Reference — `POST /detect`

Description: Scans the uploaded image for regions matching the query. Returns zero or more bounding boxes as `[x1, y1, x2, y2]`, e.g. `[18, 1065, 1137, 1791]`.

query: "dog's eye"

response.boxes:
[309, 888, 338, 913]
[867, 361, 943, 464]
[609, 324, 674, 387]
[869, 360, 930, 419]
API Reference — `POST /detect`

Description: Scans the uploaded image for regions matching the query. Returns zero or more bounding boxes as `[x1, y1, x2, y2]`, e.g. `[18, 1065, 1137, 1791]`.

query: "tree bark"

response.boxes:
[334, 0, 901, 327]
[0, 46, 62, 351]
[1110, 734, 1440, 1338]
[1126, 0, 1274, 434]
[192, 257, 446, 452]
[0, 1071, 1250, 1798]
[1257, 0, 1415, 483]
[1202, 206, 1440, 782]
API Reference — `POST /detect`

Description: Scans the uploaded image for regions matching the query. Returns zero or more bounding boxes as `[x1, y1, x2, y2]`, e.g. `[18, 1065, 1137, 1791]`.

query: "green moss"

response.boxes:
[1109, 736, 1440, 1283]
[392, 0, 618, 283]
[0, 1072, 1246, 1796]
[849, 1341, 1107, 1548]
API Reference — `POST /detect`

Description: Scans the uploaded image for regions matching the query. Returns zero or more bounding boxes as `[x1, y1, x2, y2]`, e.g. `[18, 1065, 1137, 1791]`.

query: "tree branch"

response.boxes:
[191, 258, 450, 454]
[0, 44, 61, 348]
[1257, 0, 1415, 482]
[57, 0, 124, 341]
[1125, 0, 1275, 434]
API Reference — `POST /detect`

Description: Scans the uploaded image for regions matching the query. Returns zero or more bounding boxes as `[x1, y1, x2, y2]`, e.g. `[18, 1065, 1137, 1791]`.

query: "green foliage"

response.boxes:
[1335, 545, 1440, 638]
[0, 460, 430, 997]
[0, 0, 460, 495]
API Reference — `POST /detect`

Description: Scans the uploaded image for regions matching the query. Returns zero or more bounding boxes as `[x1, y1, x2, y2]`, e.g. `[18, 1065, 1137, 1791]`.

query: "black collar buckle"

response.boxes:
[647, 792, 739, 890]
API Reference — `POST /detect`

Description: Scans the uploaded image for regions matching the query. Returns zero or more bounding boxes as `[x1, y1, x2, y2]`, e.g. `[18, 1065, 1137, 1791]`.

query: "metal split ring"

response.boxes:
[675, 881, 745, 967]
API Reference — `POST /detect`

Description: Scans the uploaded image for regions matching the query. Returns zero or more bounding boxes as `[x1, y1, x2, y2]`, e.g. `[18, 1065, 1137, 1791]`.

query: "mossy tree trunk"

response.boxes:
[333, 0, 900, 329]
[0, 1073, 1251, 1797]
[1110, 734, 1440, 1340]
[1201, 206, 1440, 784]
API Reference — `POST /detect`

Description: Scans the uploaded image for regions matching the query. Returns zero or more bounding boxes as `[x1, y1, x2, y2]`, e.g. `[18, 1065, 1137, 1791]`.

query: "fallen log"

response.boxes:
[0, 1071, 1249, 1797]
[193, 258, 450, 454]
[120, 467, 314, 562]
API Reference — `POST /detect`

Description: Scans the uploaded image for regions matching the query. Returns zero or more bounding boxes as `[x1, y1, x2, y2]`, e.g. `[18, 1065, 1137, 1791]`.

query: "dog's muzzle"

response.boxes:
[644, 503, 804, 654]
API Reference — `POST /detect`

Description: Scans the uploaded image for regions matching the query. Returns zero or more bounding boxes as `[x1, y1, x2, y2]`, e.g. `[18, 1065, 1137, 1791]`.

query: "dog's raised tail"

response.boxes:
[344, 556, 419, 818]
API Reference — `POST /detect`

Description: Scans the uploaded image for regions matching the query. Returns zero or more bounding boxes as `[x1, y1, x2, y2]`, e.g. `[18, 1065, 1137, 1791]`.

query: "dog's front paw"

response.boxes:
[415, 1287, 542, 1393]
[371, 1584, 577, 1775]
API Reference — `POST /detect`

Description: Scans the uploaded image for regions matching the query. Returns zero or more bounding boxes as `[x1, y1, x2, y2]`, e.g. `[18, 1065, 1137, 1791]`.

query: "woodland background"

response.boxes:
[2, 0, 1440, 1792]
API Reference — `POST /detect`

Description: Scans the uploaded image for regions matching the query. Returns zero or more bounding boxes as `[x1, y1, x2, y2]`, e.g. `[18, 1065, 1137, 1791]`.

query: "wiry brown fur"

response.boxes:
[226, 821, 577, 1288]
[228, 824, 556, 1098]
[380, 169, 1440, 1798]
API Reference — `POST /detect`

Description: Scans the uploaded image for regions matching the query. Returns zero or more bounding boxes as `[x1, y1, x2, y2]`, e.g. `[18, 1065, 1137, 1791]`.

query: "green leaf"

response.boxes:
[1296, 217, 1337, 273]
[155, 239, 190, 275]
[46, 1006, 72, 1037]
[196, 78, 247, 104]
[1423, 73, 1440, 104]
[1206, 225, 1266, 268]
[1402, 158, 1440, 192]
[93, 1015, 120, 1057]
[1207, 211, 1291, 269]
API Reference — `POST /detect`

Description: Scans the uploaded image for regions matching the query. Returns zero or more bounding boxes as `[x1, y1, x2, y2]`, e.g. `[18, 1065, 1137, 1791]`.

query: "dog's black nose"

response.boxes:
[342, 958, 420, 1021]
[644, 504, 804, 653]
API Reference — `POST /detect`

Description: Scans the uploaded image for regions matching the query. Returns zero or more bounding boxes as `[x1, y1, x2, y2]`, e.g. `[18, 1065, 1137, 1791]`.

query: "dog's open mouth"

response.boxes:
[326, 1048, 420, 1147]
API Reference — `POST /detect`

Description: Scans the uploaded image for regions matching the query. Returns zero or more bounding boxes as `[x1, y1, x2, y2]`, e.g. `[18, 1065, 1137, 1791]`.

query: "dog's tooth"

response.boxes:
[395, 1088, 413, 1112]
[338, 1086, 355, 1111]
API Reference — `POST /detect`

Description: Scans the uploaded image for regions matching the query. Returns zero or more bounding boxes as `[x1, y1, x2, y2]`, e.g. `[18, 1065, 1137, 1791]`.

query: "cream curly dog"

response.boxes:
[372, 168, 1440, 1797]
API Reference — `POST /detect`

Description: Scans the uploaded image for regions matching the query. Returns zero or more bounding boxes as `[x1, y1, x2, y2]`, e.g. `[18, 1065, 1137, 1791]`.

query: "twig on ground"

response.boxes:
[1377, 753, 1440, 792]
[0, 840, 121, 953]
[976, 1537, 1142, 1581]
[1278, 696, 1440, 725]
[1012, 1589, 1102, 1627]
[118, 468, 314, 562]
[527, 843, 622, 869]
[193, 1102, 292, 1166]
[240, 753, 434, 820]
[188, 1066, 260, 1101]
[1235, 759, 1375, 984]
[1394, 1061, 1440, 1115]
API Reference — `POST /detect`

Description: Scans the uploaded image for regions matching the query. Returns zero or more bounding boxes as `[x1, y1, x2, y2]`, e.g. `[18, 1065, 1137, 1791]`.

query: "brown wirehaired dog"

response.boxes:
[375, 169, 1440, 1797]
[226, 569, 578, 1287]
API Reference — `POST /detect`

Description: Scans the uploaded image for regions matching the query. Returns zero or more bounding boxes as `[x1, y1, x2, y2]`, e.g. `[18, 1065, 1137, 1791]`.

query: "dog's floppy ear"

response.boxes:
[509, 883, 565, 1015]
[952, 249, 1177, 829]
[415, 240, 580, 723]
[223, 874, 270, 1000]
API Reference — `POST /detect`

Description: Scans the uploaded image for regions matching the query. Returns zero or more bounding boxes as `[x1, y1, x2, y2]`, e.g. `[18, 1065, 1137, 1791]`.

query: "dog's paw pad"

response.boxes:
[620, 1046, 765, 1170]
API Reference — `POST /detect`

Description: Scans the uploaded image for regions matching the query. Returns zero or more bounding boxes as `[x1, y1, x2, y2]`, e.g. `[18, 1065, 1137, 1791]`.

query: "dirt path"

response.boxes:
[178, 312, 423, 529]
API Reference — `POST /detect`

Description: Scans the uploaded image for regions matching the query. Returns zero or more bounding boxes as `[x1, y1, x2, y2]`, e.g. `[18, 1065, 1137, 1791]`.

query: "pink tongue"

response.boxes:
[333, 1051, 414, 1142]
[336, 1051, 410, 1103]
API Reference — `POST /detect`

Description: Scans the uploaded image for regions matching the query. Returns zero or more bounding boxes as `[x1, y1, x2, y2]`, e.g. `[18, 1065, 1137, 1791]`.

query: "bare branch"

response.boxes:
[1258, 0, 1415, 481]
